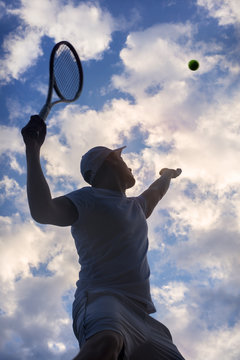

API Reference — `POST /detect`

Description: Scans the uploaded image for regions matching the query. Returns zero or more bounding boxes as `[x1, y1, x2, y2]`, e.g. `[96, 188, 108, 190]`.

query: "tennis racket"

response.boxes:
[39, 40, 83, 121]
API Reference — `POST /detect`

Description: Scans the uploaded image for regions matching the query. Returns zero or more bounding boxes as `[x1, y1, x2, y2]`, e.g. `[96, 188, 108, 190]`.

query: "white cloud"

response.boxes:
[1, 0, 116, 83]
[0, 216, 79, 358]
[48, 340, 66, 354]
[0, 125, 24, 155]
[0, 216, 53, 285]
[152, 281, 188, 305]
[170, 89, 240, 190]
[0, 176, 21, 201]
[192, 323, 240, 360]
[0, 26, 43, 83]
[0, 216, 79, 285]
[197, 0, 240, 25]
[152, 281, 240, 359]
[0, 274, 78, 359]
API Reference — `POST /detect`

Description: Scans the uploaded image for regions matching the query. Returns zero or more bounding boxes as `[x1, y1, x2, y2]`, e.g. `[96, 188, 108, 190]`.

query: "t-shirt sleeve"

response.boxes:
[65, 187, 92, 211]
[133, 195, 147, 217]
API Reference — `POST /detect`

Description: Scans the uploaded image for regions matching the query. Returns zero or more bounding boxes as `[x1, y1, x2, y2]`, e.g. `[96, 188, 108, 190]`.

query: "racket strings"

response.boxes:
[54, 44, 81, 101]
[55, 47, 79, 97]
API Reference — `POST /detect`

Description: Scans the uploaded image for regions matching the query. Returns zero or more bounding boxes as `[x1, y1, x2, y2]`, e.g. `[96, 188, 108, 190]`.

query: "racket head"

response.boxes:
[51, 41, 83, 102]
[39, 41, 83, 121]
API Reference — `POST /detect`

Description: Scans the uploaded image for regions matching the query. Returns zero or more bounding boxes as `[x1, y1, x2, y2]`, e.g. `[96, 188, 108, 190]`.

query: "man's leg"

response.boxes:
[72, 330, 124, 360]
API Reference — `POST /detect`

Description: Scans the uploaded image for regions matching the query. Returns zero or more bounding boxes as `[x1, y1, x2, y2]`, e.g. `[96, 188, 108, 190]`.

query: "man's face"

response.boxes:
[107, 151, 136, 189]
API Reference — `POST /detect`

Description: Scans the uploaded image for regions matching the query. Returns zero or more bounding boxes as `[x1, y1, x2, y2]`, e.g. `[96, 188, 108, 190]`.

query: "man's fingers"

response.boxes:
[176, 168, 182, 176]
[30, 114, 45, 126]
[172, 168, 182, 178]
[159, 168, 182, 178]
[21, 115, 47, 146]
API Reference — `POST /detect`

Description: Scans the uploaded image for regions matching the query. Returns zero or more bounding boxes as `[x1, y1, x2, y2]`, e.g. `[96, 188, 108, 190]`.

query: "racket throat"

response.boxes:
[39, 103, 52, 121]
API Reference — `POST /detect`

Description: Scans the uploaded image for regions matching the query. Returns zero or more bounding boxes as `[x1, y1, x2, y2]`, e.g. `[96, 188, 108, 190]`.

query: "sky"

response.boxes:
[0, 0, 240, 359]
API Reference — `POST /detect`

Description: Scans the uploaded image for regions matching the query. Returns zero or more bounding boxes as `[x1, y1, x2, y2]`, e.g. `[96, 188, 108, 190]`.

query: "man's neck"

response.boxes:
[93, 178, 126, 195]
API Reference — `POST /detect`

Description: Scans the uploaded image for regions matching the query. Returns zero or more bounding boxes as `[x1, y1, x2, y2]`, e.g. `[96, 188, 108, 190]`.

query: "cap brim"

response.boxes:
[112, 146, 126, 155]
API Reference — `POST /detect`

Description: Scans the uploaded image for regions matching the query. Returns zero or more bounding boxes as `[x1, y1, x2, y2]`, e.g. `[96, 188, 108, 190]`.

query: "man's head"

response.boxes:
[80, 146, 135, 191]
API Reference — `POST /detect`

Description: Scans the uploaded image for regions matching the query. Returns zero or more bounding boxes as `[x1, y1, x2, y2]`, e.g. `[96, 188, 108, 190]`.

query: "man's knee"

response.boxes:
[76, 330, 124, 360]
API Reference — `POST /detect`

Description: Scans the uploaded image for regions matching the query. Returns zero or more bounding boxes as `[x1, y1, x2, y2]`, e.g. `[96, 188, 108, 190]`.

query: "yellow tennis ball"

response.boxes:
[188, 59, 199, 71]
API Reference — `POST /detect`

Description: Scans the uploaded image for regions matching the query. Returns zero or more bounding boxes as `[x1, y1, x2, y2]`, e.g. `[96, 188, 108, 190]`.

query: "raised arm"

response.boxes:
[21, 115, 78, 226]
[140, 168, 182, 219]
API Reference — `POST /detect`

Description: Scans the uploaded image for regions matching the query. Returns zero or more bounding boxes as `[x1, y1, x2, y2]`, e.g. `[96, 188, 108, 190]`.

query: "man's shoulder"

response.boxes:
[65, 186, 94, 204]
[77, 186, 92, 192]
[67, 186, 92, 196]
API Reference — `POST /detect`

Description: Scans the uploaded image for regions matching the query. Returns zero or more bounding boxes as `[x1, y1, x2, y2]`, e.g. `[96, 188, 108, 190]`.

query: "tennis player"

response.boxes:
[21, 115, 185, 360]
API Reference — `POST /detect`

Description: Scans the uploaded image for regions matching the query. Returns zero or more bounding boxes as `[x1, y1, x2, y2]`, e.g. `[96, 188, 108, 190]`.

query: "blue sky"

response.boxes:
[0, 0, 240, 359]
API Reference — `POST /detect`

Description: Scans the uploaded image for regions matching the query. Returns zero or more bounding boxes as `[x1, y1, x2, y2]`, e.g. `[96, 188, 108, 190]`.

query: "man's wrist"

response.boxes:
[26, 142, 41, 157]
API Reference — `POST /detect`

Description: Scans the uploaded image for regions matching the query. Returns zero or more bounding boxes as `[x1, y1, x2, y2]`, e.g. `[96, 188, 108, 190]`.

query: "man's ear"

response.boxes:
[84, 170, 92, 183]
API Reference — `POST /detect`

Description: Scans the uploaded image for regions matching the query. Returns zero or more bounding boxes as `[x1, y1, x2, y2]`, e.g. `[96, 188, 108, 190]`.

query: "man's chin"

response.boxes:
[126, 176, 136, 189]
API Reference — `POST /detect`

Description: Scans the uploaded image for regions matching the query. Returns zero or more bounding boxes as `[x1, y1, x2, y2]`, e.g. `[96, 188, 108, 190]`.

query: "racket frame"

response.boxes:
[39, 41, 83, 121]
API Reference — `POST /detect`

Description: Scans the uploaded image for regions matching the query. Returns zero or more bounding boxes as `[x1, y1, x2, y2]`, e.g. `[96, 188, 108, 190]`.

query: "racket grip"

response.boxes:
[39, 103, 51, 121]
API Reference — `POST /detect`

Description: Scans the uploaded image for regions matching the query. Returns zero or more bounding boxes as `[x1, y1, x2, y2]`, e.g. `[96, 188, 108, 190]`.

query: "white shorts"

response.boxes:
[72, 290, 185, 360]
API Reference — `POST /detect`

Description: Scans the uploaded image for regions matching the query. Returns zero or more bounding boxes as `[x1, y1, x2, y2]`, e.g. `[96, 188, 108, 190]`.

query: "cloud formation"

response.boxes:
[0, 0, 116, 83]
[0, 215, 79, 359]
[197, 0, 240, 25]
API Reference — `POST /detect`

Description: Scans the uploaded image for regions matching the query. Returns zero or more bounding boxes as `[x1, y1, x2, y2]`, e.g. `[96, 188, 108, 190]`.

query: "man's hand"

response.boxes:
[21, 115, 46, 148]
[159, 168, 182, 178]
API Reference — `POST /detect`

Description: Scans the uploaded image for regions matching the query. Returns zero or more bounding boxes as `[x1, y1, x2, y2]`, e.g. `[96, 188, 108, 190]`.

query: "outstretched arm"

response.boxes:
[21, 115, 78, 226]
[140, 168, 182, 219]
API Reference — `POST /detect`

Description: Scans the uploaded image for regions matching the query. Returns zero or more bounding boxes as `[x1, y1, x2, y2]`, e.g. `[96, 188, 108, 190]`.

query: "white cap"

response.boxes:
[80, 145, 126, 184]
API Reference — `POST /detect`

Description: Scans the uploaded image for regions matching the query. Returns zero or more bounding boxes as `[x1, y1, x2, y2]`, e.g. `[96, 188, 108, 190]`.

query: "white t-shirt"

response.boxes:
[66, 186, 156, 314]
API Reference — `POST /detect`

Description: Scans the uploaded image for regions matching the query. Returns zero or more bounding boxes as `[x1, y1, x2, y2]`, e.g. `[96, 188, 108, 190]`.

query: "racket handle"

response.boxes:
[39, 103, 51, 121]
